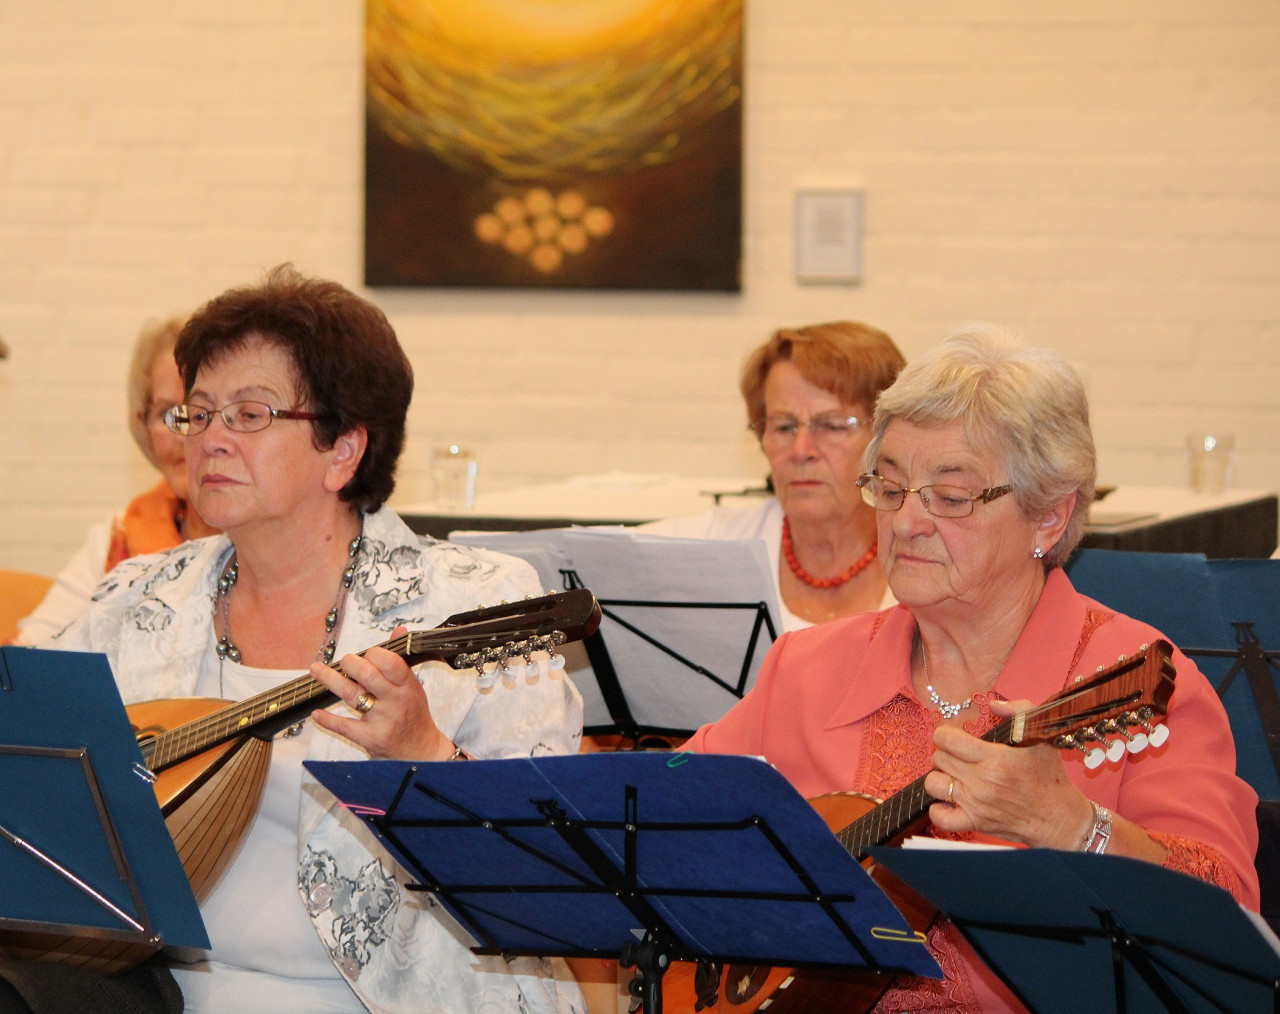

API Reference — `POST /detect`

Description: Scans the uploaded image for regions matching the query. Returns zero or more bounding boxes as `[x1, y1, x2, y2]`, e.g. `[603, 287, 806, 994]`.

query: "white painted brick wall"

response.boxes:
[1, 0, 1277, 575]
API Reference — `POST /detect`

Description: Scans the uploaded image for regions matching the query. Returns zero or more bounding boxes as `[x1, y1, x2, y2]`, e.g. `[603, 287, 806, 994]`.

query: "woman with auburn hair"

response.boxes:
[646, 321, 905, 628]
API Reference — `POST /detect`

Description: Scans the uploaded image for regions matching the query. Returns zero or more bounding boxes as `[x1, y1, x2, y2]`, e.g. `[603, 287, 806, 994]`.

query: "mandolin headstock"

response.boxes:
[1000, 639, 1176, 769]
[396, 588, 602, 672]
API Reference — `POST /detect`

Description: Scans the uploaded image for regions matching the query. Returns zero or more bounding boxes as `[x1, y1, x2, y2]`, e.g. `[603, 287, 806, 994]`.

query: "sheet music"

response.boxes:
[451, 526, 781, 732]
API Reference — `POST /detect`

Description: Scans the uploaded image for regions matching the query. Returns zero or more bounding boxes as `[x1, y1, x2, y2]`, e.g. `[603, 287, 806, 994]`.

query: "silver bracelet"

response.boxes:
[1082, 801, 1112, 855]
[448, 743, 469, 761]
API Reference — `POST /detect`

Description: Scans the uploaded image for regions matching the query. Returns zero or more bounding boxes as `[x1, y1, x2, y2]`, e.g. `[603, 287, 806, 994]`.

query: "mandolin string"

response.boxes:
[149, 627, 531, 768]
[148, 598, 585, 770]
[151, 637, 407, 768]
[833, 703, 1063, 857]
[832, 650, 1163, 858]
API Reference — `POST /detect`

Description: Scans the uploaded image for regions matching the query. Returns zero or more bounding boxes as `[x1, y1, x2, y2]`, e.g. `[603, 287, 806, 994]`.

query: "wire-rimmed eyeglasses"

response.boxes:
[756, 411, 861, 448]
[856, 474, 1014, 518]
[163, 401, 320, 436]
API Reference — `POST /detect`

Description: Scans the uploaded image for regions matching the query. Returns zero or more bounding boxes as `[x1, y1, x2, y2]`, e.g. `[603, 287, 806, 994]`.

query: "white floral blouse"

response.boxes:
[48, 506, 587, 1014]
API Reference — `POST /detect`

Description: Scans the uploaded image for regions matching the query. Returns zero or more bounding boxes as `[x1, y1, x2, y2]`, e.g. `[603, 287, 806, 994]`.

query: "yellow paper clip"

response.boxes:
[870, 926, 928, 944]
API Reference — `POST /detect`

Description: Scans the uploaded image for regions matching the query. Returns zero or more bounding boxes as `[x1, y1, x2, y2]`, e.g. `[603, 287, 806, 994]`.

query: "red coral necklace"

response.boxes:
[781, 516, 877, 590]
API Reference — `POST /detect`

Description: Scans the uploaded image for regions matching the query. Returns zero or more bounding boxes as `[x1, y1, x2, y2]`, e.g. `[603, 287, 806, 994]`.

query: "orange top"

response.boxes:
[105, 480, 186, 570]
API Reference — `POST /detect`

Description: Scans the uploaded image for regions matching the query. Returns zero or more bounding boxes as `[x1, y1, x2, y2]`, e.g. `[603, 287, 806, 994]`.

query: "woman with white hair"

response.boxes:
[681, 323, 1258, 1012]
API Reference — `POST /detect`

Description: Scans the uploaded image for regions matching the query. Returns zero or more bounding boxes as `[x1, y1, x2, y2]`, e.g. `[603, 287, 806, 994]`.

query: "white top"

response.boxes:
[14, 515, 114, 645]
[641, 497, 895, 631]
[172, 659, 365, 1012]
[47, 507, 587, 1014]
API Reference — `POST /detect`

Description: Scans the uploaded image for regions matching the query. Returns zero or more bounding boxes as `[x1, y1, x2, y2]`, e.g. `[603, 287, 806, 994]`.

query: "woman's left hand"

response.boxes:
[925, 698, 1094, 850]
[309, 625, 457, 761]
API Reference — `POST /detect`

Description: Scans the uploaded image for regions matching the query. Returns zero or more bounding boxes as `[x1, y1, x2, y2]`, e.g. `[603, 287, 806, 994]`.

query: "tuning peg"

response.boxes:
[1058, 727, 1110, 769]
[499, 642, 524, 685]
[475, 662, 499, 689]
[1133, 707, 1170, 748]
[1101, 716, 1146, 755]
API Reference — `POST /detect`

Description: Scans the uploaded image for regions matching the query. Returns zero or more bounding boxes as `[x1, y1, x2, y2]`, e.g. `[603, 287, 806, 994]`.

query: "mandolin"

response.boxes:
[0, 588, 601, 975]
[660, 639, 1177, 1014]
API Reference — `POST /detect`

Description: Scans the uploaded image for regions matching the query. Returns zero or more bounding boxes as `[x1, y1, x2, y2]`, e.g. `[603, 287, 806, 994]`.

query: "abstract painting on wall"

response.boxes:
[364, 0, 743, 290]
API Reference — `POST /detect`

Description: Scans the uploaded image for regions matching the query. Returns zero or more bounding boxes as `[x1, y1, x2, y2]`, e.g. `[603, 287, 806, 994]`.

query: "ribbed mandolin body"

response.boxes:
[0, 590, 603, 977]
[0, 699, 270, 976]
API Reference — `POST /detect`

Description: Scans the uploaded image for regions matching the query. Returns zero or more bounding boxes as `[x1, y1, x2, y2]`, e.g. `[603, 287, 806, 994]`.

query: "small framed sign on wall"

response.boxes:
[794, 189, 864, 284]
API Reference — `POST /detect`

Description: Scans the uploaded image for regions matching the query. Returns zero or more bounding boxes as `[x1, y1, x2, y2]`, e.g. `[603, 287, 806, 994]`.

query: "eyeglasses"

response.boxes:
[757, 412, 861, 448]
[856, 474, 1014, 518]
[144, 401, 178, 429]
[163, 401, 320, 436]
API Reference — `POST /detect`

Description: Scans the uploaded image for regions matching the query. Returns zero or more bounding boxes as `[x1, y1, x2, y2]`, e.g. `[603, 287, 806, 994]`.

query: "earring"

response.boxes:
[1033, 546, 1045, 559]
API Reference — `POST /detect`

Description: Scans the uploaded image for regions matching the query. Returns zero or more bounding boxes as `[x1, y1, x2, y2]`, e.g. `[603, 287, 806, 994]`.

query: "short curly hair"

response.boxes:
[740, 321, 905, 436]
[174, 265, 414, 512]
[866, 322, 1096, 568]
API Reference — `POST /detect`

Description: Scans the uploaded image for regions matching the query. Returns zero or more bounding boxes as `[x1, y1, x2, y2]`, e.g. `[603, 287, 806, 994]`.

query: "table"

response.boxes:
[395, 474, 1280, 560]
[396, 472, 769, 539]
[1082, 486, 1278, 559]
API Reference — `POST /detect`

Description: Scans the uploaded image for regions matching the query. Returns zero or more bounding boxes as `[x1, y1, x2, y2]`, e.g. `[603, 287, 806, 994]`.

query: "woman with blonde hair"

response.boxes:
[16, 316, 218, 643]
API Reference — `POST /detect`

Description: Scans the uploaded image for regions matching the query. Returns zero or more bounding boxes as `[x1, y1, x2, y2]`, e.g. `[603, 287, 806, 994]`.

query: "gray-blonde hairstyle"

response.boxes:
[865, 322, 1096, 567]
[126, 315, 188, 467]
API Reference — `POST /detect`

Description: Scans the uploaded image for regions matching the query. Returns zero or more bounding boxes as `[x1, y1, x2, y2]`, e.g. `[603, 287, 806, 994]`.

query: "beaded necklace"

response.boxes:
[781, 516, 877, 590]
[214, 520, 364, 696]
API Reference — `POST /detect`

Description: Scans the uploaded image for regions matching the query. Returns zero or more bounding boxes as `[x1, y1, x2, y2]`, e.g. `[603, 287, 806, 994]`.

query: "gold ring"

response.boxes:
[354, 692, 375, 714]
[946, 779, 956, 805]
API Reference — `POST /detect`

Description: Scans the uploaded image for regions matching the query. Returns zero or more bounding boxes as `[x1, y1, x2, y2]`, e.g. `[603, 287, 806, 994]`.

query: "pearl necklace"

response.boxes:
[214, 520, 364, 695]
[920, 640, 1003, 720]
[781, 517, 877, 590]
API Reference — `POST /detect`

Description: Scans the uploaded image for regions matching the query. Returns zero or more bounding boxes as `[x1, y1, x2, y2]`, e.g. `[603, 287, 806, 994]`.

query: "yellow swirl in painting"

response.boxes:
[366, 0, 743, 180]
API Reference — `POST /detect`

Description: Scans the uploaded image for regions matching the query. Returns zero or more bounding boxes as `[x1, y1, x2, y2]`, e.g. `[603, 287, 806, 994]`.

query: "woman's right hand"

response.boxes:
[924, 699, 1095, 850]
[309, 625, 458, 762]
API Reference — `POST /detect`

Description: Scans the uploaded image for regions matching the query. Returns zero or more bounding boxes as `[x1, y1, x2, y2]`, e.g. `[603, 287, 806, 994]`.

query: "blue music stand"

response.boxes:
[0, 647, 207, 958]
[305, 752, 940, 1013]
[872, 846, 1280, 1014]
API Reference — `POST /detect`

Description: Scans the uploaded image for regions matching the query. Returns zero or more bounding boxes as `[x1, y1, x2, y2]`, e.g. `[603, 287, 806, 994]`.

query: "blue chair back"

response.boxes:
[1066, 548, 1280, 800]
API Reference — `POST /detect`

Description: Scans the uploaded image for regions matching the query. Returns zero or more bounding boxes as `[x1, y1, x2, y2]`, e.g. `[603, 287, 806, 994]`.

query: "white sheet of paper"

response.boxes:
[450, 526, 781, 732]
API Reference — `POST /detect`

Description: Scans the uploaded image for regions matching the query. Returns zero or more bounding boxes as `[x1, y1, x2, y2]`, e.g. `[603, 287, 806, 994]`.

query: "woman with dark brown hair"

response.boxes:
[41, 266, 585, 1014]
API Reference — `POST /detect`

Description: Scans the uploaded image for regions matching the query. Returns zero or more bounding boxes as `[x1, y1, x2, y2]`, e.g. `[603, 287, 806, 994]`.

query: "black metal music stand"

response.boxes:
[872, 846, 1280, 1014]
[561, 569, 776, 743]
[305, 752, 940, 1014]
[0, 647, 207, 953]
[448, 528, 782, 743]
